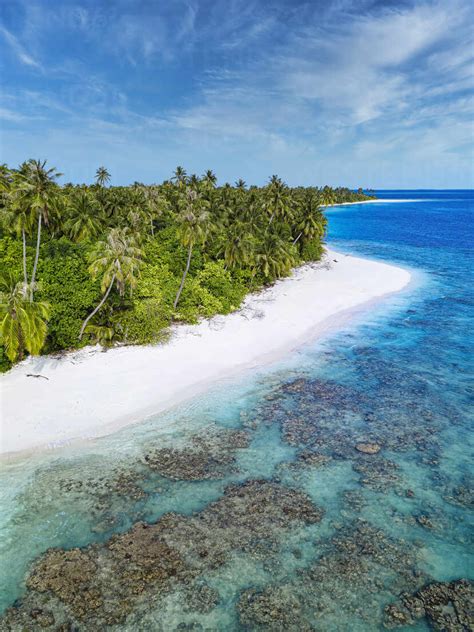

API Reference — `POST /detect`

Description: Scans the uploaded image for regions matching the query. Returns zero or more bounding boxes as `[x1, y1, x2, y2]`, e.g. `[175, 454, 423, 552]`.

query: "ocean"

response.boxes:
[0, 190, 472, 630]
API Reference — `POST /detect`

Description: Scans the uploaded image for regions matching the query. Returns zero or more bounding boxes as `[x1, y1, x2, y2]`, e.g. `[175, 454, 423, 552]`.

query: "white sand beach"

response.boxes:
[326, 199, 422, 206]
[0, 249, 411, 456]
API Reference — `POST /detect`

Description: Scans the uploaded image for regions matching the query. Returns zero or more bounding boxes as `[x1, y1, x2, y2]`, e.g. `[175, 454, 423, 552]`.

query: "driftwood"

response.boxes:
[26, 373, 49, 380]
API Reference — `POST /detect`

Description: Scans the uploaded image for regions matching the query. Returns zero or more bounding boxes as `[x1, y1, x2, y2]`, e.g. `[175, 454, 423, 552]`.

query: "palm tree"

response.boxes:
[173, 187, 210, 309]
[189, 173, 200, 188]
[14, 160, 62, 301]
[320, 186, 336, 207]
[202, 170, 217, 187]
[1, 203, 31, 293]
[64, 191, 103, 242]
[293, 191, 327, 246]
[0, 164, 12, 191]
[255, 234, 295, 281]
[263, 175, 291, 230]
[79, 227, 143, 340]
[235, 178, 246, 190]
[0, 271, 50, 362]
[95, 166, 111, 187]
[140, 185, 169, 236]
[171, 166, 188, 186]
[101, 189, 122, 220]
[0, 169, 31, 293]
[223, 223, 253, 269]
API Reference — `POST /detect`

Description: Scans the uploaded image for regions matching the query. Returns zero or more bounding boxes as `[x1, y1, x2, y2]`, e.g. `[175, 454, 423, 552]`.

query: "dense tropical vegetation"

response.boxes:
[0, 160, 375, 370]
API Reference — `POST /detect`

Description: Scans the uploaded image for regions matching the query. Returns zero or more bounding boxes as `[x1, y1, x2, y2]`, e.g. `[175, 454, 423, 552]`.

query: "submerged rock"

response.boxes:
[143, 429, 250, 480]
[26, 548, 101, 619]
[0, 479, 322, 630]
[384, 579, 474, 630]
[355, 442, 381, 454]
[106, 521, 189, 595]
[238, 586, 314, 630]
[237, 520, 429, 630]
[182, 583, 220, 613]
[416, 514, 435, 530]
[352, 457, 400, 491]
[297, 449, 332, 468]
[444, 484, 474, 509]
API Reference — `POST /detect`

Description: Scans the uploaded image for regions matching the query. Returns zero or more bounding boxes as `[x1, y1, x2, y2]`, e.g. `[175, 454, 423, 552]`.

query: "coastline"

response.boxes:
[0, 248, 411, 458]
[326, 198, 422, 206]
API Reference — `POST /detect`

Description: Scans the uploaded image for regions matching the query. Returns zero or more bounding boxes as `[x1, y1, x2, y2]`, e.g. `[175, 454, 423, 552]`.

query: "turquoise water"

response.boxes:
[0, 191, 472, 630]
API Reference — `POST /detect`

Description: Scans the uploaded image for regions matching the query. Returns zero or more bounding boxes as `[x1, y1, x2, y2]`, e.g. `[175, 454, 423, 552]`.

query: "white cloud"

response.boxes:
[1, 0, 473, 187]
[0, 107, 29, 122]
[0, 25, 42, 69]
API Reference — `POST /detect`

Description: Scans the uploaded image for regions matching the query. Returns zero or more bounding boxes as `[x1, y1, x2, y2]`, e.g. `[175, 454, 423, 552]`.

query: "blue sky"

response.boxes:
[1, 0, 473, 187]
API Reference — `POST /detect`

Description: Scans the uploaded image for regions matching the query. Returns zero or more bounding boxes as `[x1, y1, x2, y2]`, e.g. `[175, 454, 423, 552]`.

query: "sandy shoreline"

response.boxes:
[0, 248, 411, 457]
[326, 198, 422, 206]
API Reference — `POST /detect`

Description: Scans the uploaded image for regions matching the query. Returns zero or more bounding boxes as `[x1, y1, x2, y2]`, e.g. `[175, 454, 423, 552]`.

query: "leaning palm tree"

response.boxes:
[79, 227, 143, 340]
[0, 271, 50, 362]
[173, 187, 210, 309]
[14, 159, 62, 301]
[95, 166, 111, 187]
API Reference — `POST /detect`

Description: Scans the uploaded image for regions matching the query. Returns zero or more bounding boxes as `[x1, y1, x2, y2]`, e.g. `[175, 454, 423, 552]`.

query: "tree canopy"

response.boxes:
[0, 161, 375, 369]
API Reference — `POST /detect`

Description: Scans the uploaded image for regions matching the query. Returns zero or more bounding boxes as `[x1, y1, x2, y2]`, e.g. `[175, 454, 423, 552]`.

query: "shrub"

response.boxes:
[301, 239, 324, 262]
[37, 239, 101, 351]
[197, 261, 247, 313]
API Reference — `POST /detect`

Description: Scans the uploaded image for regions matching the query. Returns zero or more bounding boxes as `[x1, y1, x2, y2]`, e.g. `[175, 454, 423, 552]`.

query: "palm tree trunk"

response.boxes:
[293, 231, 303, 245]
[79, 274, 116, 340]
[17, 319, 25, 362]
[22, 229, 28, 294]
[29, 212, 42, 302]
[266, 212, 275, 233]
[173, 243, 193, 309]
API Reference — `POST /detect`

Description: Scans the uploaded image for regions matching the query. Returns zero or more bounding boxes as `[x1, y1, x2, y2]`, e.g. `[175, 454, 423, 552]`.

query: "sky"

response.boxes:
[0, 0, 473, 188]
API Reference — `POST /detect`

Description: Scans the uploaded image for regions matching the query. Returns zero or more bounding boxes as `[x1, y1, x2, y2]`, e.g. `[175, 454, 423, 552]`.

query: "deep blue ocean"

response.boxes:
[0, 190, 472, 630]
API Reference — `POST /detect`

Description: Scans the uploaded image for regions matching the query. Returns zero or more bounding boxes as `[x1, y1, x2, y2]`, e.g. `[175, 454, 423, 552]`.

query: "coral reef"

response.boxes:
[384, 579, 473, 630]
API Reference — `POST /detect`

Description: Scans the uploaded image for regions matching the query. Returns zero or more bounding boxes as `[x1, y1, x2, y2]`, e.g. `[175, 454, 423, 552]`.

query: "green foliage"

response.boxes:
[118, 298, 171, 344]
[116, 260, 174, 343]
[0, 236, 25, 280]
[84, 324, 116, 347]
[0, 160, 375, 364]
[37, 239, 100, 351]
[0, 346, 12, 372]
[0, 270, 51, 362]
[197, 261, 247, 313]
[177, 277, 225, 322]
[301, 238, 325, 262]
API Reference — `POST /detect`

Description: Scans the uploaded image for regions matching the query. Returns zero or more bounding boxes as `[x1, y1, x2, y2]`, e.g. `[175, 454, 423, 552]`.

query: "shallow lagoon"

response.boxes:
[0, 191, 472, 630]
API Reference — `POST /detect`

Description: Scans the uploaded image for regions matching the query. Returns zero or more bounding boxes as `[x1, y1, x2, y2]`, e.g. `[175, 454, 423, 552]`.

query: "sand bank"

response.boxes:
[326, 198, 422, 206]
[0, 249, 411, 456]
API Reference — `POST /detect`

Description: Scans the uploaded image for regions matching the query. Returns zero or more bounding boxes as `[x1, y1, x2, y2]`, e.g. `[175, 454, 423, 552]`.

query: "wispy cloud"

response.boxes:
[1, 0, 473, 187]
[0, 107, 30, 122]
[0, 25, 42, 69]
